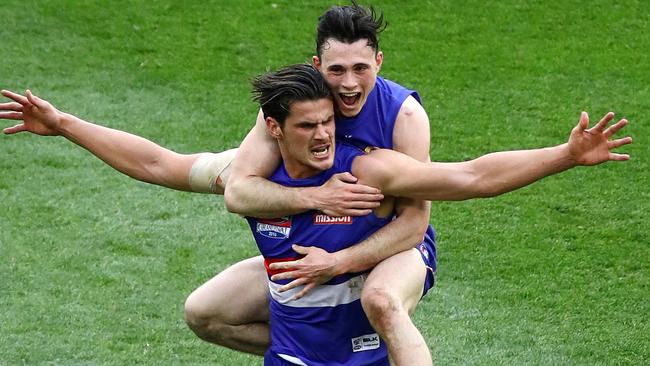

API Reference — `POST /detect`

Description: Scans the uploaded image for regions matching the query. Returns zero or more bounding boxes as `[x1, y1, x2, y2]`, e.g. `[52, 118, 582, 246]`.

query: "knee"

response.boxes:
[184, 293, 209, 334]
[361, 286, 405, 330]
[184, 292, 227, 342]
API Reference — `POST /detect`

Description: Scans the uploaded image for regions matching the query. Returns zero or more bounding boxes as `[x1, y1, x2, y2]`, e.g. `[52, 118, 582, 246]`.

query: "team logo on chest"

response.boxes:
[256, 217, 292, 239]
[313, 213, 352, 225]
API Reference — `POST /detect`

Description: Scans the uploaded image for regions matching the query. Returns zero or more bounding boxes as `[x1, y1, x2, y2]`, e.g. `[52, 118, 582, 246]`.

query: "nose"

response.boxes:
[341, 71, 356, 90]
[314, 123, 329, 140]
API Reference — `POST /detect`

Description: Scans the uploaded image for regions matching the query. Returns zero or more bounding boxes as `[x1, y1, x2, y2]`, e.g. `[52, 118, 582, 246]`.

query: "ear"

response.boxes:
[266, 117, 283, 139]
[313, 55, 322, 71]
[375, 51, 384, 71]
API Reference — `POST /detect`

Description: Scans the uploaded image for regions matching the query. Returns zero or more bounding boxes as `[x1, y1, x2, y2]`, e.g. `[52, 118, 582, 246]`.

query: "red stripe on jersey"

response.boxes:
[264, 257, 300, 276]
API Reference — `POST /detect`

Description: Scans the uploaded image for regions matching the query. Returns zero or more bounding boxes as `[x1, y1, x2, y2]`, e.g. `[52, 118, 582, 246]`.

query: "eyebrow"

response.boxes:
[296, 114, 334, 126]
[296, 121, 318, 127]
[327, 62, 371, 69]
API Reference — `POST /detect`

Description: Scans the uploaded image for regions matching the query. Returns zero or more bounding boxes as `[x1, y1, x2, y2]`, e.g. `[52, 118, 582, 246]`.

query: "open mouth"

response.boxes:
[311, 144, 330, 158]
[339, 92, 361, 107]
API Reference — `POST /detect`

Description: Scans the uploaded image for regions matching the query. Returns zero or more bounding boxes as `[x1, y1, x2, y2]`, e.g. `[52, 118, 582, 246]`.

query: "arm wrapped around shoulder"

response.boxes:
[188, 148, 238, 194]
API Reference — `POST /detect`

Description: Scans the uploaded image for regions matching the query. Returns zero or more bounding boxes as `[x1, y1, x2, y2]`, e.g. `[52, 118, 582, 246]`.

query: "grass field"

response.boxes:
[1, 1, 648, 365]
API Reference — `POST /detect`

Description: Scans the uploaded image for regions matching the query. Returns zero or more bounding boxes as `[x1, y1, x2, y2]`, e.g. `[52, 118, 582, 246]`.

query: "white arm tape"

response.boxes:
[188, 148, 238, 193]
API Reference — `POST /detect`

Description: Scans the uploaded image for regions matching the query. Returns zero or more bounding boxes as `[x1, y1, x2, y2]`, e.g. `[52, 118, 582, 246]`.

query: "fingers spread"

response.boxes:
[269, 260, 299, 271]
[609, 152, 630, 161]
[0, 111, 23, 120]
[271, 270, 300, 281]
[593, 112, 615, 132]
[293, 283, 317, 300]
[1, 90, 30, 106]
[3, 123, 27, 134]
[291, 244, 309, 254]
[25, 90, 47, 109]
[0, 102, 23, 111]
[604, 119, 628, 137]
[608, 137, 633, 150]
[278, 277, 309, 293]
[578, 111, 589, 130]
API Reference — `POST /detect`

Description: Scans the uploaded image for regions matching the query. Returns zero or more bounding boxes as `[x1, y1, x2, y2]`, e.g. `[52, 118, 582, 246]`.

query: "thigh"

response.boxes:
[187, 255, 269, 322]
[363, 248, 426, 315]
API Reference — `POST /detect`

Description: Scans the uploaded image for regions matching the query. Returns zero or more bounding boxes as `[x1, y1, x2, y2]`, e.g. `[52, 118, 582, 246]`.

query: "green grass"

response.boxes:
[1, 1, 648, 365]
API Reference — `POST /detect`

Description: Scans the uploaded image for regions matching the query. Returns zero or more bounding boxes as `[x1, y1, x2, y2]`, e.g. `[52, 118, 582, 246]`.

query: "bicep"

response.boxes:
[392, 96, 431, 162]
[230, 109, 281, 180]
[360, 150, 476, 201]
[390, 96, 431, 231]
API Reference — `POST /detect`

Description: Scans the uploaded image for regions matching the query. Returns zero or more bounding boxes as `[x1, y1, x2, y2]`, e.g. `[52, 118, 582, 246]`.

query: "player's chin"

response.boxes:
[310, 156, 334, 171]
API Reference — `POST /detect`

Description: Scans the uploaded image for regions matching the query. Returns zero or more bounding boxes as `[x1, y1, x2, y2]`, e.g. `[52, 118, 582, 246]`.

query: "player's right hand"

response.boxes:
[1, 89, 63, 136]
[311, 172, 384, 217]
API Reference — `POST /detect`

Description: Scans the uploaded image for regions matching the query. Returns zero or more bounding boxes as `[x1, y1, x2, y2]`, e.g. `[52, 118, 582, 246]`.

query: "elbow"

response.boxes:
[223, 177, 244, 214]
[223, 192, 237, 213]
[224, 173, 259, 215]
[413, 219, 430, 245]
[223, 192, 242, 215]
[404, 215, 430, 246]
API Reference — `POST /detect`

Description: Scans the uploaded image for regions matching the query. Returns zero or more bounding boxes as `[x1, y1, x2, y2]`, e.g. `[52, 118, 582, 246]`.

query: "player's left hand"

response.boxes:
[568, 111, 632, 165]
[1, 89, 64, 136]
[269, 244, 340, 300]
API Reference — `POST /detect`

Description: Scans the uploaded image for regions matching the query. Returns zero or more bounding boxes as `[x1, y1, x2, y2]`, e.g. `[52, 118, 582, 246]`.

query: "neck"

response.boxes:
[278, 146, 321, 180]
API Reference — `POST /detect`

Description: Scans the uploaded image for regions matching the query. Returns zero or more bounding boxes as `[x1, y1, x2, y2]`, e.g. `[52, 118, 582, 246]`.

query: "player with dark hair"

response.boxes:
[252, 64, 333, 123]
[214, 3, 440, 363]
[0, 2, 634, 365]
[242, 64, 630, 366]
[0, 59, 632, 365]
[315, 1, 386, 58]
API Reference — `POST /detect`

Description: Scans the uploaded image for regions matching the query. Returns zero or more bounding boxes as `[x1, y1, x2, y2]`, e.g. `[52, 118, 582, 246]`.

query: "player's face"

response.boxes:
[269, 98, 336, 179]
[314, 38, 383, 118]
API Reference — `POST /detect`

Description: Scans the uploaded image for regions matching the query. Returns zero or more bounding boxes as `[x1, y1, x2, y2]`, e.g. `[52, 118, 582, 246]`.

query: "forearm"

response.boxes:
[58, 113, 194, 190]
[468, 143, 576, 198]
[380, 144, 578, 201]
[225, 174, 318, 218]
[332, 200, 430, 274]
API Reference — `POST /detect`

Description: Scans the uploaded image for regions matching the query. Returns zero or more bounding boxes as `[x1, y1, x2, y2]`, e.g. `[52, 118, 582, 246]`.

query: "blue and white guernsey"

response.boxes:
[247, 143, 391, 366]
[247, 77, 438, 365]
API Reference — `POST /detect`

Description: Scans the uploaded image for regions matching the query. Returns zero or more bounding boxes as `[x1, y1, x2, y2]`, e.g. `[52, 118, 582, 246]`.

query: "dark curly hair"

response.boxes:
[316, 1, 387, 58]
[252, 64, 331, 125]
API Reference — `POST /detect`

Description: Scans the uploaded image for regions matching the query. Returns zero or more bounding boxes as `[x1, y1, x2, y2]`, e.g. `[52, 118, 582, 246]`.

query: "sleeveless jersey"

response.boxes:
[246, 143, 391, 366]
[335, 77, 437, 274]
[335, 76, 421, 150]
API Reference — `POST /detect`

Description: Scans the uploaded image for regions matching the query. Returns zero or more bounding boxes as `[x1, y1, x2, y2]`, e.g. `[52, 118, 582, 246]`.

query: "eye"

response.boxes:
[328, 66, 345, 75]
[298, 123, 315, 130]
[354, 64, 369, 72]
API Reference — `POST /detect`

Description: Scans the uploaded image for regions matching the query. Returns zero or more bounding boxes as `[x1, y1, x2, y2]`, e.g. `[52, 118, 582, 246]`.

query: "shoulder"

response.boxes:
[392, 95, 431, 160]
[397, 95, 426, 120]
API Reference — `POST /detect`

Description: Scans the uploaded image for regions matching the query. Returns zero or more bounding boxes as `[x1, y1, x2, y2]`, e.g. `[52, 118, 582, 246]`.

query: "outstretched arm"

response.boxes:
[224, 110, 384, 218]
[1, 89, 207, 191]
[361, 112, 632, 201]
